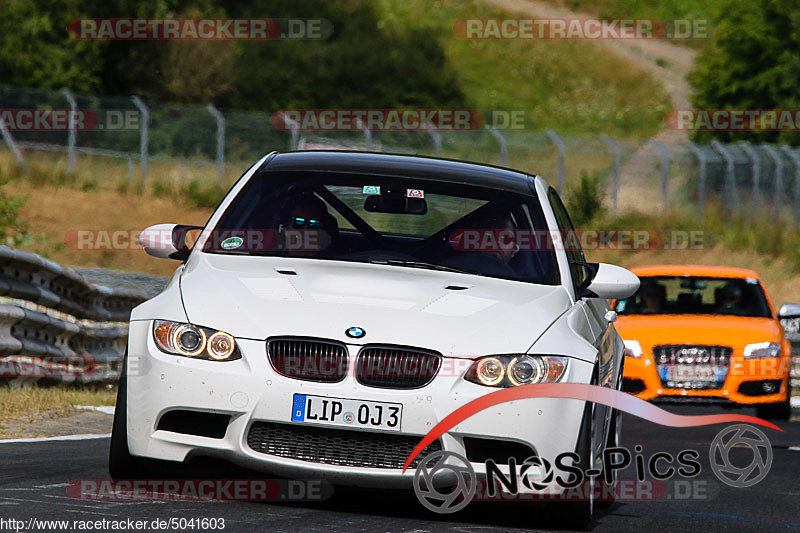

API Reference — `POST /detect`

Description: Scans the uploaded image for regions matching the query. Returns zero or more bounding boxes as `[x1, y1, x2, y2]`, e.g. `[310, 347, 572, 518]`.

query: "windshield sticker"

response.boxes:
[362, 185, 380, 194]
[407, 189, 424, 198]
[746, 277, 758, 285]
[221, 236, 244, 250]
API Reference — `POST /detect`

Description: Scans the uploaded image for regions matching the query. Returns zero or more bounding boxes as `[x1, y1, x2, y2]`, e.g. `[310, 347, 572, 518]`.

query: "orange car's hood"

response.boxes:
[615, 314, 782, 348]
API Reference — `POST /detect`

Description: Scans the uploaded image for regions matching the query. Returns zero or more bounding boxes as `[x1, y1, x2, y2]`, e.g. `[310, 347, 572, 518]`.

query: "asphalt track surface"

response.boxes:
[0, 405, 797, 532]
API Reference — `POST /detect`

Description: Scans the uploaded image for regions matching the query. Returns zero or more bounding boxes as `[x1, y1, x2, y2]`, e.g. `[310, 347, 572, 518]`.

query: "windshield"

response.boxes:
[614, 276, 772, 318]
[204, 170, 559, 285]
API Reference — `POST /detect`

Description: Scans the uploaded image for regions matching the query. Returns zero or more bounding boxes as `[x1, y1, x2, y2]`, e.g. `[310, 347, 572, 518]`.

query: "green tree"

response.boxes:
[689, 0, 800, 144]
[0, 0, 466, 111]
[220, 0, 465, 110]
[0, 0, 105, 91]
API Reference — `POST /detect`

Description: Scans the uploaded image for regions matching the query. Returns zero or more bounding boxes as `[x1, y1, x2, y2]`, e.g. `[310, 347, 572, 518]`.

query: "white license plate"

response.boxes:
[290, 394, 402, 431]
[663, 365, 722, 383]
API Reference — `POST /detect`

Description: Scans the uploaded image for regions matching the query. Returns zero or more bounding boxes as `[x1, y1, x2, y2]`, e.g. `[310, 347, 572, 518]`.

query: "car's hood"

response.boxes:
[179, 252, 571, 357]
[615, 314, 782, 350]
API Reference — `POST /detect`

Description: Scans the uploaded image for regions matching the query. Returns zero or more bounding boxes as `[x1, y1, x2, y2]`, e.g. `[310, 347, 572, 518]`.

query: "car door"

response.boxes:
[547, 188, 618, 454]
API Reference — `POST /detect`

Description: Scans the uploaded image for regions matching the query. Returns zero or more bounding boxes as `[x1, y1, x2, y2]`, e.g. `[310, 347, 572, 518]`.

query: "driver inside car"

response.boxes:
[442, 204, 519, 277]
[715, 283, 747, 316]
[278, 193, 339, 257]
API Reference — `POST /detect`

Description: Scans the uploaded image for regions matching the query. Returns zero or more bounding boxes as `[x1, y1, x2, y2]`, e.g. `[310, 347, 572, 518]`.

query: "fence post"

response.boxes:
[280, 113, 300, 150]
[761, 144, 783, 218]
[780, 145, 800, 224]
[131, 96, 149, 187]
[425, 124, 442, 157]
[488, 126, 507, 166]
[60, 88, 77, 173]
[356, 118, 372, 151]
[686, 143, 707, 219]
[601, 135, 620, 212]
[546, 129, 565, 193]
[650, 140, 670, 214]
[0, 116, 25, 166]
[206, 104, 225, 187]
[737, 141, 760, 216]
[711, 141, 737, 219]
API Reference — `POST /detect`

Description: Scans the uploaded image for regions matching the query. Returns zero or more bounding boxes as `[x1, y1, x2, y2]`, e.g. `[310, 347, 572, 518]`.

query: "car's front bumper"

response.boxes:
[623, 353, 790, 404]
[126, 320, 594, 489]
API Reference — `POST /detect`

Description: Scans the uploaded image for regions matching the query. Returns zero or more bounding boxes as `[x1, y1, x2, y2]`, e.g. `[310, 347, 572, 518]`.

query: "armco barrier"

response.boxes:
[0, 246, 147, 385]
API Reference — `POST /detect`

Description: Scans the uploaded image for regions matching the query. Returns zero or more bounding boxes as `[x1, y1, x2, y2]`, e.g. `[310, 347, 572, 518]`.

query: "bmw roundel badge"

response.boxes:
[346, 327, 366, 339]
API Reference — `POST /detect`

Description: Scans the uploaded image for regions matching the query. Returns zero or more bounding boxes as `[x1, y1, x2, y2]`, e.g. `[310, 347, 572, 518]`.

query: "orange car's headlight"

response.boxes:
[623, 339, 643, 358]
[743, 342, 781, 359]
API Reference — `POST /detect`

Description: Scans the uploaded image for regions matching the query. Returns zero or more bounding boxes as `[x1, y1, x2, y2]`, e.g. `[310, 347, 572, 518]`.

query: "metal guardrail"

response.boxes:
[0, 246, 147, 385]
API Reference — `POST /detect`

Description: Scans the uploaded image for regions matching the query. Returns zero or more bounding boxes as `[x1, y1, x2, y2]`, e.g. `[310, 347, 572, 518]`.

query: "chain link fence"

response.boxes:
[1, 84, 800, 222]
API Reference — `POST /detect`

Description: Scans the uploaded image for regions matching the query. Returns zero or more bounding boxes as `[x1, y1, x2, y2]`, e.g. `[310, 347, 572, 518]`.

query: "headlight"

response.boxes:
[743, 342, 781, 359]
[153, 320, 241, 361]
[466, 355, 568, 388]
[476, 357, 505, 386]
[623, 339, 643, 358]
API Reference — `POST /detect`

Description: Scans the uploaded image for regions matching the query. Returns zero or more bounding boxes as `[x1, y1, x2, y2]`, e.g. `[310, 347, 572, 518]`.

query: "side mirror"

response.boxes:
[778, 302, 800, 320]
[573, 261, 640, 300]
[139, 224, 202, 260]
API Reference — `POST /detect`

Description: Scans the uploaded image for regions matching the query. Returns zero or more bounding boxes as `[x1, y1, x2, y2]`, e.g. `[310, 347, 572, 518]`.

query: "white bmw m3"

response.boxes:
[111, 151, 639, 524]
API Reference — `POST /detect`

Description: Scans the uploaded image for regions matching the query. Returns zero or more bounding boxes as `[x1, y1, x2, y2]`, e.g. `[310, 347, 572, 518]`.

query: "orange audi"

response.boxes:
[613, 265, 795, 420]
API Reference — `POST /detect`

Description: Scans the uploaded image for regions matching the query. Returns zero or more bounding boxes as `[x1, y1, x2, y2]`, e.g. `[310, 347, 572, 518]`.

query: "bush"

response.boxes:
[151, 179, 172, 196]
[80, 180, 98, 192]
[0, 187, 31, 246]
[183, 180, 226, 209]
[565, 171, 605, 226]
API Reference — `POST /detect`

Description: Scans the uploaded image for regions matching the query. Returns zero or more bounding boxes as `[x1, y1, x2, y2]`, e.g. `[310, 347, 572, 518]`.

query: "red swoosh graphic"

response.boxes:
[402, 383, 783, 472]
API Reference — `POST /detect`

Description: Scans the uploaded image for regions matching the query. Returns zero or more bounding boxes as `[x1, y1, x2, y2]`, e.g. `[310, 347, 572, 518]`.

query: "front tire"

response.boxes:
[109, 354, 150, 479]
[596, 408, 621, 508]
[551, 401, 594, 530]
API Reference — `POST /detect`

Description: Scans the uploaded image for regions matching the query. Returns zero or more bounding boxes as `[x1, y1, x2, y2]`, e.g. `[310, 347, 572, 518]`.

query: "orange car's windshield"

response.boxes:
[615, 276, 772, 318]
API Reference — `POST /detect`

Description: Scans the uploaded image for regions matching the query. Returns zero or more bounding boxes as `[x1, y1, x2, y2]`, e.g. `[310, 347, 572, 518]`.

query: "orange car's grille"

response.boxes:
[654, 344, 732, 390]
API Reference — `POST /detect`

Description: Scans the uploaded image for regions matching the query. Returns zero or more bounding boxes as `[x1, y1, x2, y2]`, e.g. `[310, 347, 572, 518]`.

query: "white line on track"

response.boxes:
[0, 433, 110, 444]
[75, 405, 115, 415]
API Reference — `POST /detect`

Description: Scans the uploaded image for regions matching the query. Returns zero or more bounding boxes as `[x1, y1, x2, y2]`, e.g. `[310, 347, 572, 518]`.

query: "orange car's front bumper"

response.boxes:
[623, 354, 790, 404]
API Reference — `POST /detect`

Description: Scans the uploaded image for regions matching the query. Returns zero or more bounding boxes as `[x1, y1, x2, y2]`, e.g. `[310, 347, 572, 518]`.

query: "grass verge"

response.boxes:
[0, 385, 116, 436]
[376, 0, 671, 138]
[586, 208, 800, 305]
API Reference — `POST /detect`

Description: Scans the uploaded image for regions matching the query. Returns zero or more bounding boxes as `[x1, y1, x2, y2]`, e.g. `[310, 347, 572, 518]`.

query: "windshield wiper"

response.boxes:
[370, 259, 473, 274]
